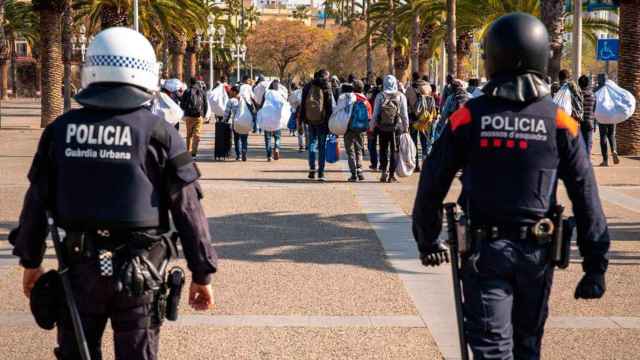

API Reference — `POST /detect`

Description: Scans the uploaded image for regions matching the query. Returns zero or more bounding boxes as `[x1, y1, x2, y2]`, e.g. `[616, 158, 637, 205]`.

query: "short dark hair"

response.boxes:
[242, 75, 251, 83]
[421, 75, 430, 82]
[220, 75, 228, 83]
[375, 77, 383, 86]
[230, 85, 240, 95]
[468, 78, 480, 87]
[316, 69, 330, 80]
[353, 80, 365, 93]
[189, 78, 198, 86]
[430, 83, 437, 93]
[412, 72, 420, 82]
[269, 79, 280, 90]
[558, 69, 570, 82]
[578, 75, 591, 89]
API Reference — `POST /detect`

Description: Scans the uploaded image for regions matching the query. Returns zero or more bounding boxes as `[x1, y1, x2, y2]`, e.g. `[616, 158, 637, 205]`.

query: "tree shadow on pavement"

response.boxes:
[207, 211, 420, 274]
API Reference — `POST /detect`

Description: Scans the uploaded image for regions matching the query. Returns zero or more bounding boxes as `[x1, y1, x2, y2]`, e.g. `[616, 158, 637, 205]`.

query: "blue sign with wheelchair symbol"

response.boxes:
[597, 39, 619, 61]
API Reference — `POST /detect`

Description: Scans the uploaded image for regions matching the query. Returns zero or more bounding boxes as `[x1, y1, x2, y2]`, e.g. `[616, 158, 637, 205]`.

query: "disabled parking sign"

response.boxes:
[597, 39, 619, 61]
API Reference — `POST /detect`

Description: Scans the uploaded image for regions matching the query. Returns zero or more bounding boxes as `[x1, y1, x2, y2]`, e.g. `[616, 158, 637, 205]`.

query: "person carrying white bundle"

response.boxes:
[258, 80, 291, 161]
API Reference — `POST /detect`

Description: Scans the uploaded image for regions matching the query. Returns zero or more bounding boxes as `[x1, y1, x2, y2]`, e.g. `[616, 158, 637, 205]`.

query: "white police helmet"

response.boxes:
[76, 27, 160, 110]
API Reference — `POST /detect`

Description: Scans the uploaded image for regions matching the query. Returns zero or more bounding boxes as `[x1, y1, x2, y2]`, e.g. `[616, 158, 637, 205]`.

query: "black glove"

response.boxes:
[575, 273, 606, 300]
[420, 243, 450, 267]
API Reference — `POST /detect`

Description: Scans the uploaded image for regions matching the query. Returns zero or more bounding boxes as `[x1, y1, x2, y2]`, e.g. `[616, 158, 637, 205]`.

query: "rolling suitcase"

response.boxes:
[214, 120, 232, 161]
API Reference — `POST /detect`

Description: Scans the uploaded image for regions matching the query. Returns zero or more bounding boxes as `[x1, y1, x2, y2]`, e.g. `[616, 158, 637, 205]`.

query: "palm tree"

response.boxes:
[365, 0, 373, 76]
[540, 0, 564, 81]
[445, 0, 456, 77]
[386, 0, 395, 74]
[0, 0, 8, 99]
[1, 0, 37, 99]
[33, 0, 65, 127]
[62, 0, 73, 112]
[617, 0, 640, 155]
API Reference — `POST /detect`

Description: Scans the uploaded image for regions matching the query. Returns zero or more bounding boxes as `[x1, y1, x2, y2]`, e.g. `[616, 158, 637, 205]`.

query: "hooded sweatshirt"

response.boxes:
[372, 75, 410, 132]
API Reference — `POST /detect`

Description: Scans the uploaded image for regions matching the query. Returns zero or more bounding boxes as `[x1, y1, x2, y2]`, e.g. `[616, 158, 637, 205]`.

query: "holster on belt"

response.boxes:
[550, 205, 573, 269]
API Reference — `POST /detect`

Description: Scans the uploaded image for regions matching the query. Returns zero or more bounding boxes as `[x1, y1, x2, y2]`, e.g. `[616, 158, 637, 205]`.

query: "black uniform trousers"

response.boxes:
[462, 238, 554, 360]
[56, 261, 159, 360]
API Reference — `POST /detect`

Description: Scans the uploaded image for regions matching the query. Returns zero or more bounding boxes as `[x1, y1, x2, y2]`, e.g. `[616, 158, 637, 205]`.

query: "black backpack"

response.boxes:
[183, 87, 204, 117]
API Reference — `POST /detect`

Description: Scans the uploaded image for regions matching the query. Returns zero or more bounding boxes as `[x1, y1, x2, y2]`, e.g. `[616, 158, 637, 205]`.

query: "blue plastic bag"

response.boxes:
[325, 134, 340, 164]
[350, 101, 369, 133]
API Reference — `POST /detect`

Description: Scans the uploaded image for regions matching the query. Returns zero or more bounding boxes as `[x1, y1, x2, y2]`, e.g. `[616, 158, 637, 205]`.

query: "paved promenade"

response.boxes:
[0, 99, 639, 359]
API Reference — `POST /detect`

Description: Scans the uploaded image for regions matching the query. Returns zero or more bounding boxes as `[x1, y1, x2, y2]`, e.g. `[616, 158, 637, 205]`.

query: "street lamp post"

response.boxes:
[231, 37, 247, 84]
[198, 15, 225, 90]
[134, 0, 140, 32]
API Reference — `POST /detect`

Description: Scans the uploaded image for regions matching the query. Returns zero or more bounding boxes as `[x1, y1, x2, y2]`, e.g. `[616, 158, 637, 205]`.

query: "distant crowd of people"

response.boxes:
[150, 66, 626, 183]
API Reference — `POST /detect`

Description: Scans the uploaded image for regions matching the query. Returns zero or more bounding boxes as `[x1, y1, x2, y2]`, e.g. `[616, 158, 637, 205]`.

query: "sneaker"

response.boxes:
[267, 157, 272, 162]
[274, 149, 280, 161]
[236, 155, 240, 161]
[348, 174, 358, 182]
[299, 146, 304, 153]
[308, 171, 316, 180]
[387, 176, 399, 183]
[318, 172, 326, 182]
[380, 172, 388, 183]
[242, 153, 247, 162]
[369, 164, 377, 171]
[599, 161, 609, 167]
[613, 153, 620, 165]
[357, 172, 365, 181]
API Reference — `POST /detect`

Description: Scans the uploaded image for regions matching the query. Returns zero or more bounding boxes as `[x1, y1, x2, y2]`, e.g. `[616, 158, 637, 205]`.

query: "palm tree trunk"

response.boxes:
[446, 0, 457, 77]
[10, 37, 16, 97]
[38, 5, 64, 127]
[0, 0, 7, 100]
[616, 1, 640, 155]
[170, 34, 187, 81]
[386, 0, 395, 74]
[411, 14, 420, 75]
[418, 23, 435, 76]
[394, 45, 409, 82]
[365, 0, 373, 76]
[162, 38, 170, 79]
[185, 40, 198, 84]
[62, 0, 73, 112]
[456, 32, 472, 81]
[0, 62, 8, 99]
[541, 0, 564, 82]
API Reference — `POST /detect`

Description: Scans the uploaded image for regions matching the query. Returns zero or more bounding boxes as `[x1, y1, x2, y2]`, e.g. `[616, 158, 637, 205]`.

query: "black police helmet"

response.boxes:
[483, 12, 551, 79]
[30, 270, 65, 330]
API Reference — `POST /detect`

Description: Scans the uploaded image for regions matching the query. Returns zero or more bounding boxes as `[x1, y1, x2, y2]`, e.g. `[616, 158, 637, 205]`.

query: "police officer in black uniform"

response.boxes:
[11, 27, 218, 359]
[412, 13, 610, 360]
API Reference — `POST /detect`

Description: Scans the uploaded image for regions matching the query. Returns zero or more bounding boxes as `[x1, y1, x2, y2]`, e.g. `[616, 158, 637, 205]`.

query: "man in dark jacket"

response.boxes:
[414, 13, 609, 360]
[12, 27, 217, 360]
[181, 78, 209, 158]
[578, 75, 596, 156]
[299, 69, 335, 181]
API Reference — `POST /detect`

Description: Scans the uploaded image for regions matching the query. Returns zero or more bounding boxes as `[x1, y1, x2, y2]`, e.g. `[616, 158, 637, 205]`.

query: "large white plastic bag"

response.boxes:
[258, 90, 291, 131]
[395, 133, 417, 178]
[162, 78, 185, 93]
[329, 93, 356, 136]
[151, 92, 183, 125]
[595, 80, 637, 125]
[234, 100, 254, 135]
[208, 84, 228, 118]
[553, 85, 572, 115]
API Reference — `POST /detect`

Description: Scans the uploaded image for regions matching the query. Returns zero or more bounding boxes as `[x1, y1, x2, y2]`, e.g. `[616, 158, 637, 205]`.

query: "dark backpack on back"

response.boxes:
[378, 93, 401, 132]
[305, 85, 325, 125]
[183, 87, 204, 117]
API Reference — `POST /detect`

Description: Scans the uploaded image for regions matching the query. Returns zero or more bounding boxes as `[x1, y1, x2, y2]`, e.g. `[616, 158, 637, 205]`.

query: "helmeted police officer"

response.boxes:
[11, 28, 218, 359]
[412, 13, 610, 360]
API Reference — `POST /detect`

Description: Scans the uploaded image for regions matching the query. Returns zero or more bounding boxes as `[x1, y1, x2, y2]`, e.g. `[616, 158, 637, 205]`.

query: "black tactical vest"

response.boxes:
[51, 108, 165, 230]
[461, 96, 560, 225]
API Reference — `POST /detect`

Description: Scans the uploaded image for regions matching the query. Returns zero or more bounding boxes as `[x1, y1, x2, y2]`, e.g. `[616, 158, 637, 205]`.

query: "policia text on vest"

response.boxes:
[65, 123, 133, 160]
